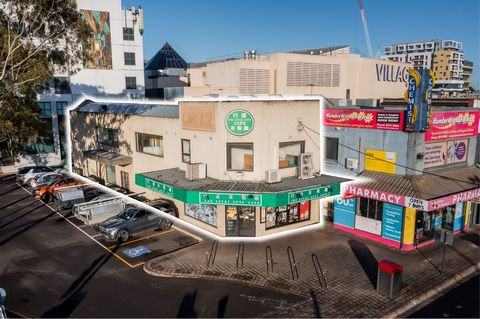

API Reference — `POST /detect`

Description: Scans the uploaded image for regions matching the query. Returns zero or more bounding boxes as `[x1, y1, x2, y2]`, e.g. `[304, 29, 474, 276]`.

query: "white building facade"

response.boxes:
[25, 0, 145, 167]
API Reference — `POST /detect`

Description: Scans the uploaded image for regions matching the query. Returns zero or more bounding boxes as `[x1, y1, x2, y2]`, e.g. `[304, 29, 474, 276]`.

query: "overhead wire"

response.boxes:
[299, 122, 480, 187]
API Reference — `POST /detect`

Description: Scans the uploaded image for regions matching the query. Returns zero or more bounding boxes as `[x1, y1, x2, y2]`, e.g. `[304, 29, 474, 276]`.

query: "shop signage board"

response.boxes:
[333, 197, 356, 229]
[287, 185, 334, 204]
[428, 187, 480, 211]
[424, 139, 468, 168]
[405, 197, 429, 211]
[425, 111, 479, 141]
[137, 174, 341, 207]
[323, 109, 404, 131]
[199, 192, 262, 206]
[225, 109, 255, 136]
[424, 142, 447, 168]
[343, 184, 406, 206]
[144, 177, 174, 197]
[381, 203, 404, 242]
[405, 69, 433, 132]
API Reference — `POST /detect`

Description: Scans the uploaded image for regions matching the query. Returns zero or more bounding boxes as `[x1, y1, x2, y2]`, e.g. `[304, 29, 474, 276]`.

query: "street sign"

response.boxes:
[225, 109, 255, 136]
[144, 178, 173, 197]
[123, 246, 151, 258]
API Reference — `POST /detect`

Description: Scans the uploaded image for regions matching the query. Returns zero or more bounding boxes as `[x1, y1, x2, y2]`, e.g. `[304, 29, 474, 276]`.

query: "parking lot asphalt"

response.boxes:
[0, 174, 303, 317]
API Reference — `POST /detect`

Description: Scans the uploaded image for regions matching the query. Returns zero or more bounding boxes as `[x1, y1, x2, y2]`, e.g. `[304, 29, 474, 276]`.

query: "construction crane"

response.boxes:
[358, 0, 374, 58]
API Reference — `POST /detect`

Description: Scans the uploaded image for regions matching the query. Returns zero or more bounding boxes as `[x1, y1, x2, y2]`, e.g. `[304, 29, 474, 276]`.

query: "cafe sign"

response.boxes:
[225, 109, 254, 136]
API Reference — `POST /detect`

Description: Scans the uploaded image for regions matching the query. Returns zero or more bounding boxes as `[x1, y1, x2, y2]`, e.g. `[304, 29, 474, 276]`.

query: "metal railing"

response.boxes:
[236, 241, 244, 270]
[206, 240, 218, 268]
[266, 245, 274, 275]
[311, 253, 327, 288]
[287, 246, 299, 280]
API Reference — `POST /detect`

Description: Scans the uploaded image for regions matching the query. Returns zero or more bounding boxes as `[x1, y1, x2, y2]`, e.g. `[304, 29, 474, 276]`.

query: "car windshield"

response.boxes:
[118, 208, 137, 220]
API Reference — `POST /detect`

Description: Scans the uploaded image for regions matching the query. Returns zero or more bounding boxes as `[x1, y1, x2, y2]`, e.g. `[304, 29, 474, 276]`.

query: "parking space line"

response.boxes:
[16, 184, 138, 269]
[92, 233, 103, 238]
[107, 228, 175, 249]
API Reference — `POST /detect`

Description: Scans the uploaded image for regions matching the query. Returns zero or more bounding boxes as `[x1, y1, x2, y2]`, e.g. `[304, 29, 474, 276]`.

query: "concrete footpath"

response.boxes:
[145, 223, 480, 317]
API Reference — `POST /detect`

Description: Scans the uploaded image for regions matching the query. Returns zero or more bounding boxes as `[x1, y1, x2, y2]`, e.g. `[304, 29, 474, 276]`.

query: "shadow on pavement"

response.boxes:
[0, 184, 20, 196]
[177, 290, 198, 318]
[415, 246, 442, 273]
[0, 203, 44, 230]
[0, 194, 32, 210]
[348, 239, 378, 289]
[460, 232, 479, 247]
[0, 211, 56, 246]
[41, 246, 118, 317]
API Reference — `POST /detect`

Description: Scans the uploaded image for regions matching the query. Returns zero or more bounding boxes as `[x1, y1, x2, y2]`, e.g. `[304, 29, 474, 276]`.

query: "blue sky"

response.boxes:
[123, 0, 479, 88]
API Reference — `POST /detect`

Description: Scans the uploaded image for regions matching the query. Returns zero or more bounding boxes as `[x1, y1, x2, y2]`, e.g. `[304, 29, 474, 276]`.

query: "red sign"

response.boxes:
[323, 110, 404, 131]
[428, 187, 480, 211]
[425, 111, 480, 141]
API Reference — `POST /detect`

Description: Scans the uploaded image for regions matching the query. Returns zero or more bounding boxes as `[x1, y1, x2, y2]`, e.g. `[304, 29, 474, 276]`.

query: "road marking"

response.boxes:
[92, 233, 103, 238]
[108, 228, 175, 249]
[16, 184, 137, 269]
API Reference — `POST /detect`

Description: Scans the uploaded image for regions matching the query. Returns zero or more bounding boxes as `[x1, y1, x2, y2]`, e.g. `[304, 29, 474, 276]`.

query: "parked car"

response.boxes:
[99, 202, 176, 242]
[0, 288, 6, 319]
[21, 166, 53, 185]
[30, 172, 61, 188]
[16, 165, 36, 184]
[35, 176, 85, 203]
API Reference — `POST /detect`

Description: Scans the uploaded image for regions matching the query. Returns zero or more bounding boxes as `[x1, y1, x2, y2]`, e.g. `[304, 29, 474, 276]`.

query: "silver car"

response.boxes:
[99, 204, 175, 242]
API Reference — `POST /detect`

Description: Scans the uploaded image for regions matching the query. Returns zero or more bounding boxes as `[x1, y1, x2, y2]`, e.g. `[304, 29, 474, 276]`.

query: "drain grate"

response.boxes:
[231, 273, 254, 281]
[202, 270, 223, 276]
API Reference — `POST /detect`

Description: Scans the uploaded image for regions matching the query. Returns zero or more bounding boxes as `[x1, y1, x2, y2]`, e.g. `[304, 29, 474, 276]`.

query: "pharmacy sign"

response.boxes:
[225, 109, 255, 136]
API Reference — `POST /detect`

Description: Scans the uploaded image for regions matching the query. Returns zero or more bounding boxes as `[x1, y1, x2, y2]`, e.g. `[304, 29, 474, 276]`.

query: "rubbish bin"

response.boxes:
[376, 259, 403, 299]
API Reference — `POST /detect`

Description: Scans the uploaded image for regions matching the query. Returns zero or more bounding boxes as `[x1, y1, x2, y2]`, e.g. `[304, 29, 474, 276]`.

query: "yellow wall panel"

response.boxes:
[365, 149, 396, 174]
[403, 207, 416, 245]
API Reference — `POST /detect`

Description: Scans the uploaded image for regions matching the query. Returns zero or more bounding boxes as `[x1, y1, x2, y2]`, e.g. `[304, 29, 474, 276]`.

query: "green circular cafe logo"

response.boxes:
[225, 109, 255, 136]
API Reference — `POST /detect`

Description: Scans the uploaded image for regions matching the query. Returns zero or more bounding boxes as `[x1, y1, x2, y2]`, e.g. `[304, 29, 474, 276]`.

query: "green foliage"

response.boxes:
[0, 0, 89, 159]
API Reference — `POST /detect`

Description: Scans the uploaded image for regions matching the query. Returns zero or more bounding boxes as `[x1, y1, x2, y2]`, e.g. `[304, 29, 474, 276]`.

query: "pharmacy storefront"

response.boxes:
[136, 169, 345, 237]
[334, 168, 480, 250]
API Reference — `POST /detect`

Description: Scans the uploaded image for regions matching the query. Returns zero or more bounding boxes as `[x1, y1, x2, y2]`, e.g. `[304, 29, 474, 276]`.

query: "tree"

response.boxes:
[0, 0, 89, 159]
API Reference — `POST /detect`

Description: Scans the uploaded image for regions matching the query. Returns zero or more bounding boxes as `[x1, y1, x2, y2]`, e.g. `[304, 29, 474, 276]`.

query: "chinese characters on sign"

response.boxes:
[225, 109, 255, 136]
[144, 178, 173, 197]
[199, 192, 262, 206]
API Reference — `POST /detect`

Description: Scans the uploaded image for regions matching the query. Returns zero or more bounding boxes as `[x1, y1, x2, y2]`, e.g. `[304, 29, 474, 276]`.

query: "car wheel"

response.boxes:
[40, 192, 51, 203]
[116, 229, 130, 243]
[25, 178, 32, 186]
[158, 218, 173, 230]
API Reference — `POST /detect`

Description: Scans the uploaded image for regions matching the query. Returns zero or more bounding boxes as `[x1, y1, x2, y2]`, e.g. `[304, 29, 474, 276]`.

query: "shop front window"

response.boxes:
[227, 143, 253, 171]
[358, 198, 383, 221]
[442, 205, 456, 231]
[185, 203, 217, 227]
[264, 201, 310, 229]
[278, 141, 304, 169]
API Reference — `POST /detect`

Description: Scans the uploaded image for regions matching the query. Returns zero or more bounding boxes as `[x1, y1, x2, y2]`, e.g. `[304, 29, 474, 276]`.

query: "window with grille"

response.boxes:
[124, 52, 136, 65]
[123, 27, 134, 41]
[125, 77, 137, 89]
[239, 68, 270, 94]
[287, 62, 340, 87]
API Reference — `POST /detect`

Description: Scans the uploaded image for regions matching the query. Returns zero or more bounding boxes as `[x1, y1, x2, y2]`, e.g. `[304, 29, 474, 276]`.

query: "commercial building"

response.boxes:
[322, 106, 480, 250]
[70, 97, 346, 237]
[144, 42, 188, 100]
[462, 60, 474, 91]
[20, 0, 145, 168]
[382, 40, 471, 97]
[186, 47, 411, 101]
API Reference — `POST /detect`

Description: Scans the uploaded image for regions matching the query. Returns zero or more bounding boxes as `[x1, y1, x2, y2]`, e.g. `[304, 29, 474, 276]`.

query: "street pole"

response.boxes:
[441, 241, 446, 273]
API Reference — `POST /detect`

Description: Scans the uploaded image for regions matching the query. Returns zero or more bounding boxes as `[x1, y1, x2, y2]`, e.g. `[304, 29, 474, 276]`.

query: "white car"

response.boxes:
[30, 172, 61, 188]
[21, 166, 53, 185]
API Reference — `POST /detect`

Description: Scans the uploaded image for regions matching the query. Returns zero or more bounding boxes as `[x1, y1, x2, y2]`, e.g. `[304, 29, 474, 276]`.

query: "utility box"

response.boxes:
[377, 259, 403, 299]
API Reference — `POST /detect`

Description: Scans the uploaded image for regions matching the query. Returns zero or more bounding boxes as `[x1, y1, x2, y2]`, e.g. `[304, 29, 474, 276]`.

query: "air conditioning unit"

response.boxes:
[186, 163, 207, 181]
[265, 169, 281, 184]
[298, 153, 314, 179]
[345, 158, 359, 170]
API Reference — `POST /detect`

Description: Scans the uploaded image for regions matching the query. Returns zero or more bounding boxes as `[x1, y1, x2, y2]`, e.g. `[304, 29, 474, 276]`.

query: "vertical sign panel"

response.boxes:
[382, 203, 404, 242]
[333, 197, 356, 229]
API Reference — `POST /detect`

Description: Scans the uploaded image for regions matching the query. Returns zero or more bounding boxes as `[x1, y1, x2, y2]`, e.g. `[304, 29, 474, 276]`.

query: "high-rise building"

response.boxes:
[20, 0, 145, 168]
[462, 60, 474, 91]
[382, 40, 470, 97]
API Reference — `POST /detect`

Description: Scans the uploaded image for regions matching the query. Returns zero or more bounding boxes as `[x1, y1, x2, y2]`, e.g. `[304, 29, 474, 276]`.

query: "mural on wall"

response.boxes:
[81, 10, 112, 69]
